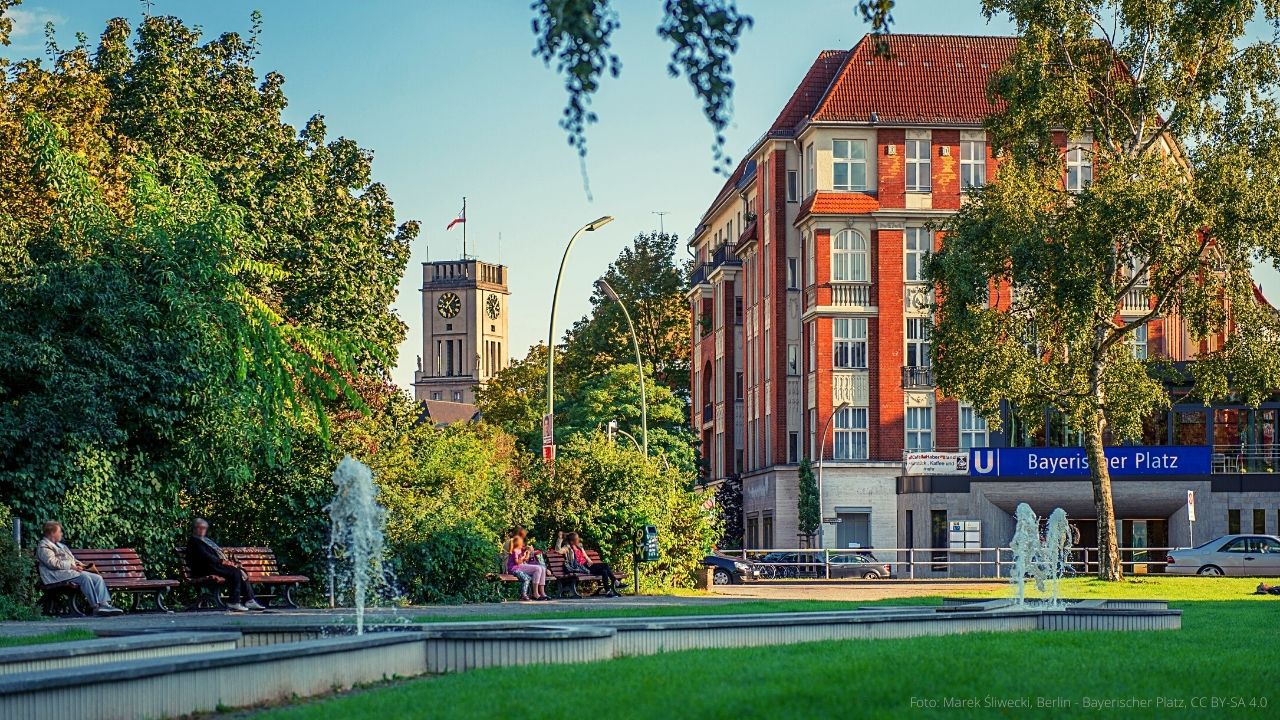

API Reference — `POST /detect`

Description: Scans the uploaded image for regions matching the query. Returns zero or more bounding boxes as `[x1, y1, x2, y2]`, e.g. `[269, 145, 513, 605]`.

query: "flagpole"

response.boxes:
[462, 196, 467, 259]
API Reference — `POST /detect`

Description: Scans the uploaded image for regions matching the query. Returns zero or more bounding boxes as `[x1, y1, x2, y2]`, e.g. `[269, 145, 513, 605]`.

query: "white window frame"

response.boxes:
[832, 139, 867, 191]
[906, 317, 932, 368]
[959, 403, 989, 450]
[1132, 324, 1148, 360]
[787, 344, 800, 376]
[786, 170, 798, 202]
[905, 133, 932, 192]
[833, 317, 868, 369]
[808, 322, 816, 372]
[834, 406, 869, 460]
[787, 258, 799, 289]
[805, 231, 815, 287]
[832, 229, 869, 282]
[905, 406, 934, 452]
[960, 132, 986, 190]
[805, 143, 815, 196]
[904, 227, 931, 282]
[1066, 140, 1093, 191]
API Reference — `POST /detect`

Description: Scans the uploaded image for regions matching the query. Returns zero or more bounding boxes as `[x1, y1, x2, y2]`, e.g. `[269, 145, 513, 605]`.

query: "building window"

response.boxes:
[805, 143, 815, 195]
[906, 406, 934, 451]
[906, 318, 932, 368]
[906, 135, 931, 192]
[787, 258, 799, 289]
[834, 406, 869, 460]
[832, 139, 867, 191]
[833, 317, 868, 369]
[786, 170, 798, 202]
[904, 227, 931, 282]
[735, 371, 744, 400]
[1254, 508, 1266, 534]
[787, 344, 800, 376]
[960, 134, 986, 189]
[1066, 143, 1092, 191]
[805, 231, 815, 287]
[452, 390, 463, 402]
[960, 403, 989, 450]
[808, 322, 816, 372]
[1228, 509, 1240, 535]
[1131, 324, 1148, 360]
[431, 391, 442, 401]
[735, 296, 744, 325]
[832, 230, 869, 282]
[746, 516, 759, 549]
[787, 432, 800, 464]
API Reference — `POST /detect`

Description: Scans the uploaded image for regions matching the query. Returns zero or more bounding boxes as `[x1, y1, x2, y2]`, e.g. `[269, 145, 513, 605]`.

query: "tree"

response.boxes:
[563, 363, 699, 473]
[0, 11, 417, 368]
[928, 0, 1280, 580]
[796, 458, 819, 544]
[474, 343, 552, 450]
[562, 232, 692, 398]
[714, 477, 744, 549]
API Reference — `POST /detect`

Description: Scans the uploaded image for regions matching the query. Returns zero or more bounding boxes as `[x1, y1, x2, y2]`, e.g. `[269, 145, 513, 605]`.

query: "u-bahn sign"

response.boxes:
[968, 446, 1212, 478]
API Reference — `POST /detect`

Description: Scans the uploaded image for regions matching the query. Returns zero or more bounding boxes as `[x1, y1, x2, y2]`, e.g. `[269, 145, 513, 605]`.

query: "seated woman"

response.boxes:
[508, 535, 549, 601]
[556, 532, 620, 597]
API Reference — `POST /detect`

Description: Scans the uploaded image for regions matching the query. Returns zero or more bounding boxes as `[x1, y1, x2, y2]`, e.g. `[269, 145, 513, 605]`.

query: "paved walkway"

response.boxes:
[0, 580, 1005, 638]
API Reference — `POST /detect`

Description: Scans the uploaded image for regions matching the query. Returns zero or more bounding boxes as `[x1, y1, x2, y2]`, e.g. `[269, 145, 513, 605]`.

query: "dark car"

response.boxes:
[827, 551, 893, 579]
[703, 554, 759, 585]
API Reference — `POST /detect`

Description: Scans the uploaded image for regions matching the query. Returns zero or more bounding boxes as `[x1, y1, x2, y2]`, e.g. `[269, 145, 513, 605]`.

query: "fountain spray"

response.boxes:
[327, 455, 387, 634]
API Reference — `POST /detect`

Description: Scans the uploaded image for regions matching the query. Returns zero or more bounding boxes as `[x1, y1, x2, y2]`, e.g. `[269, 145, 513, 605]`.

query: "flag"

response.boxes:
[446, 204, 465, 231]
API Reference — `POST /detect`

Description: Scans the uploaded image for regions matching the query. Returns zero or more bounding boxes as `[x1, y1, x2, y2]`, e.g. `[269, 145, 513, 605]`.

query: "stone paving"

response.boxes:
[0, 580, 1002, 638]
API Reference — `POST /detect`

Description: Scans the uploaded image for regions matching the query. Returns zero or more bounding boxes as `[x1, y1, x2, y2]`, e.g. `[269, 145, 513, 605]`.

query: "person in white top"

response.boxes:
[35, 521, 123, 616]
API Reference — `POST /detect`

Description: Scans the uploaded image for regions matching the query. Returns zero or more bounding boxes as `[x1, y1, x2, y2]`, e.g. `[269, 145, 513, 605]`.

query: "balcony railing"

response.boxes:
[830, 281, 873, 307]
[902, 365, 934, 388]
[1212, 444, 1280, 474]
[688, 263, 713, 287]
[711, 243, 742, 268]
[1120, 287, 1150, 315]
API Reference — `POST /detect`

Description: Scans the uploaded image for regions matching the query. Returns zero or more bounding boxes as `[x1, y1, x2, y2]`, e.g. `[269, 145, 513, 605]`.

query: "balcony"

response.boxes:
[711, 243, 743, 270]
[703, 403, 714, 427]
[902, 365, 934, 389]
[688, 263, 713, 288]
[832, 369, 869, 406]
[1120, 287, 1151, 316]
[830, 281, 874, 308]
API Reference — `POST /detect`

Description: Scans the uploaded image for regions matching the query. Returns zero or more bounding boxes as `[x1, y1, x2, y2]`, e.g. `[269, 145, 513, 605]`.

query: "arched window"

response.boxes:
[832, 230, 868, 282]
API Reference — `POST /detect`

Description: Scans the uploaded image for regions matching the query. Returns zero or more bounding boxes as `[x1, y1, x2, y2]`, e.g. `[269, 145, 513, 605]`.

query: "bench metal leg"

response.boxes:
[558, 578, 582, 599]
[276, 584, 300, 609]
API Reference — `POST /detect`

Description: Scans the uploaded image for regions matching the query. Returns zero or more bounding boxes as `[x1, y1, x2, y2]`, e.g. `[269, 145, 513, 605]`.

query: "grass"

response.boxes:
[251, 577, 1277, 719]
[411, 598, 932, 623]
[0, 628, 95, 648]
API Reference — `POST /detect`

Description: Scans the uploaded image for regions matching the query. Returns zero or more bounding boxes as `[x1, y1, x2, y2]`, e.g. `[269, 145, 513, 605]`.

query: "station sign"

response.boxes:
[968, 446, 1212, 478]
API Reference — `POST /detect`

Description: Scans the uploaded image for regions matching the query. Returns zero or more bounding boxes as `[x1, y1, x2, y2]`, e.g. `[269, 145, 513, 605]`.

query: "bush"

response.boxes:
[0, 514, 38, 620]
[391, 523, 499, 604]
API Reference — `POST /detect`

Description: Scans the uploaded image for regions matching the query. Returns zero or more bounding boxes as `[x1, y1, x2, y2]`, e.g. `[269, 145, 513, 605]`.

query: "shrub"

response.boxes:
[0, 513, 38, 620]
[391, 523, 499, 604]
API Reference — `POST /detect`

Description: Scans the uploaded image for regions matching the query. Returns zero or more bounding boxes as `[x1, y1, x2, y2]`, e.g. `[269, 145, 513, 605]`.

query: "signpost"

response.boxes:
[1187, 490, 1196, 547]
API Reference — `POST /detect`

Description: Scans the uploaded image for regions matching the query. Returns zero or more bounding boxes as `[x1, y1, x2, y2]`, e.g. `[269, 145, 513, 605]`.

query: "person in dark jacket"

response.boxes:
[186, 518, 264, 612]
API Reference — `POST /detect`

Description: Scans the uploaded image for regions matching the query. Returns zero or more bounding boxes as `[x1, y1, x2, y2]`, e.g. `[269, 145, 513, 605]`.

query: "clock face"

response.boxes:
[437, 292, 461, 318]
[486, 294, 501, 319]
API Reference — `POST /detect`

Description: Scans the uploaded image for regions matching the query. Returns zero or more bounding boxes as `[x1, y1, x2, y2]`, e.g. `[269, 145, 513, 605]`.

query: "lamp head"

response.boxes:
[586, 216, 614, 231]
[595, 278, 620, 302]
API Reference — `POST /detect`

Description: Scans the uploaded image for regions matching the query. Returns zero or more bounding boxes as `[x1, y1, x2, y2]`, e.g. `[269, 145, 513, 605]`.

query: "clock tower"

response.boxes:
[413, 259, 510, 404]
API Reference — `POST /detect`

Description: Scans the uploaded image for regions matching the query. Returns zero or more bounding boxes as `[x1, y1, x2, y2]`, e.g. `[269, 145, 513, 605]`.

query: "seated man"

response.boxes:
[186, 518, 265, 612]
[35, 521, 123, 616]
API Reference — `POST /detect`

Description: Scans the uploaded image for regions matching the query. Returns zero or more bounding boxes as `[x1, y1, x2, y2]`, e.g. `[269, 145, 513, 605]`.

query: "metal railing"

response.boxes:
[1211, 443, 1280, 474]
[901, 365, 934, 388]
[720, 546, 1174, 580]
[711, 243, 742, 268]
[688, 263, 713, 287]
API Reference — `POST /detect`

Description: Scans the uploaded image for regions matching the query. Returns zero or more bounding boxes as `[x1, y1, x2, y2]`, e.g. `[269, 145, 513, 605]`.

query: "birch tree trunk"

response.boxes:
[1087, 360, 1124, 581]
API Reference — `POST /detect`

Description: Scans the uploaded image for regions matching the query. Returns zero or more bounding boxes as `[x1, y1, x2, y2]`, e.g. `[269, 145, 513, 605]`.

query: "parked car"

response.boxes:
[827, 552, 894, 579]
[1165, 534, 1280, 576]
[703, 554, 759, 585]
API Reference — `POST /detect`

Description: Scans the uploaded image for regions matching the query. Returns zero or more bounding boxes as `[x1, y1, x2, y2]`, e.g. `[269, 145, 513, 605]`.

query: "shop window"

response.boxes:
[1228, 509, 1241, 535]
[1174, 410, 1206, 446]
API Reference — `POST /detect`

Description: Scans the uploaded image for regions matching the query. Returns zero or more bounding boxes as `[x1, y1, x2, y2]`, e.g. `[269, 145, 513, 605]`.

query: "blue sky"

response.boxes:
[8, 1, 1278, 390]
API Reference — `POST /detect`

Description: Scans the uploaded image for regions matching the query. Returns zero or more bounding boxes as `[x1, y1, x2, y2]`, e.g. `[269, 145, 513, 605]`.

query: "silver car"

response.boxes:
[1165, 534, 1280, 576]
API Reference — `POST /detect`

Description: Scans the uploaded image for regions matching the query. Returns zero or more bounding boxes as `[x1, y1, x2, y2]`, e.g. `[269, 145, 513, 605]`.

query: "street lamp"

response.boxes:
[596, 277, 647, 457]
[546, 216, 614, 453]
[817, 401, 851, 549]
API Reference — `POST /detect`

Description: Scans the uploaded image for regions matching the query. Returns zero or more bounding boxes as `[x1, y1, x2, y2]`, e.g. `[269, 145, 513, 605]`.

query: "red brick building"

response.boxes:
[688, 34, 1211, 553]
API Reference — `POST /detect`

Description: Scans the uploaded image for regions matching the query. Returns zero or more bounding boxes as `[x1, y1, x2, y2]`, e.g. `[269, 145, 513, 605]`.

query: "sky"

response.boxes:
[8, 1, 1280, 391]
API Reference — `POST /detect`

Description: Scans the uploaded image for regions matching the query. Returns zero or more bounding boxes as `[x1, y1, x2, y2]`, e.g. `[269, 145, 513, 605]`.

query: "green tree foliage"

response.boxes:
[563, 364, 698, 473]
[1, 11, 417, 366]
[929, 0, 1280, 580]
[563, 232, 692, 397]
[796, 458, 819, 541]
[0, 114, 372, 567]
[714, 477, 744, 550]
[474, 343, 552, 450]
[525, 433, 718, 587]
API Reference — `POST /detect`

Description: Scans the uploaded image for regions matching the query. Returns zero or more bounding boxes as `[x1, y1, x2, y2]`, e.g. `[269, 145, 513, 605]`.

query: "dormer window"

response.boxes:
[833, 139, 868, 191]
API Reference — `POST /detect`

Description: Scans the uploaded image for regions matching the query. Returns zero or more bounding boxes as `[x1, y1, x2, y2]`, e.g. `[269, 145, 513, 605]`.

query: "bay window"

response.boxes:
[833, 317, 868, 369]
[834, 406, 869, 460]
[833, 139, 868, 191]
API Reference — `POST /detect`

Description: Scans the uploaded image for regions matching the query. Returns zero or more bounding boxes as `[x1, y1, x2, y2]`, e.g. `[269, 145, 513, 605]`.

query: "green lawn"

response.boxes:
[412, 598, 930, 623]
[0, 628, 95, 648]
[254, 579, 1276, 719]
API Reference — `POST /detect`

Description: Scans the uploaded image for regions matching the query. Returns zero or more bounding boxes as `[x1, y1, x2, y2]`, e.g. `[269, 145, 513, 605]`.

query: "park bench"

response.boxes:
[37, 548, 177, 616]
[546, 549, 624, 599]
[175, 546, 308, 610]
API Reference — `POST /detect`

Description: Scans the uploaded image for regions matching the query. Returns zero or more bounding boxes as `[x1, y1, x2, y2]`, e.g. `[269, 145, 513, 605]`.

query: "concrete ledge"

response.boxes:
[0, 633, 428, 720]
[0, 632, 241, 675]
[422, 625, 616, 673]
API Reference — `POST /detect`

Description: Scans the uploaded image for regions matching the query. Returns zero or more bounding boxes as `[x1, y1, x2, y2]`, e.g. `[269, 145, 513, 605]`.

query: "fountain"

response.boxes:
[327, 455, 389, 634]
[1009, 502, 1072, 607]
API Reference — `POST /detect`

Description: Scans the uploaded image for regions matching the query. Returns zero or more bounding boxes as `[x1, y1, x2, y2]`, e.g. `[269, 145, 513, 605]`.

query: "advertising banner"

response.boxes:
[905, 451, 970, 475]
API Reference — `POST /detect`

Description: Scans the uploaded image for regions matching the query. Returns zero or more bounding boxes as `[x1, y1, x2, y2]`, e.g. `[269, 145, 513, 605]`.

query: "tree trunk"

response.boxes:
[1087, 361, 1124, 581]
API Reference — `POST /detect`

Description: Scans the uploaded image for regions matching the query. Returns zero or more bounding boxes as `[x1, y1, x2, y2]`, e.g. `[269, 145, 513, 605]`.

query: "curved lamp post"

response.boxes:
[817, 401, 851, 549]
[596, 277, 647, 457]
[546, 217, 614, 448]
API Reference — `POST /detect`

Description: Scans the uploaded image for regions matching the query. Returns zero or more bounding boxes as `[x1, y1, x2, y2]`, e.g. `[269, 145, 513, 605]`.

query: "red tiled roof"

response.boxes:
[766, 50, 848, 136]
[811, 34, 1020, 125]
[794, 192, 880, 225]
[1254, 283, 1276, 311]
[419, 400, 479, 426]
